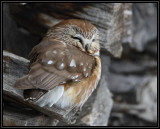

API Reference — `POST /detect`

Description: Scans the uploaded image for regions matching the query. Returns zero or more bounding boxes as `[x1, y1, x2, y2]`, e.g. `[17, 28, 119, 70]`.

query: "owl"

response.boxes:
[14, 19, 101, 112]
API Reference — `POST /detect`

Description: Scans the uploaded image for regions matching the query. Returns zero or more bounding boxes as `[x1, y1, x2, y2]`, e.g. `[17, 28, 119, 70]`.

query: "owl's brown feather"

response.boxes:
[14, 19, 101, 109]
[14, 38, 96, 101]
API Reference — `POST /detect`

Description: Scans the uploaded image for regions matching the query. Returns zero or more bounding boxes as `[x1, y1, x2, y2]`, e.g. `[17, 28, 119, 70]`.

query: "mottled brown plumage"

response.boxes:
[14, 19, 101, 111]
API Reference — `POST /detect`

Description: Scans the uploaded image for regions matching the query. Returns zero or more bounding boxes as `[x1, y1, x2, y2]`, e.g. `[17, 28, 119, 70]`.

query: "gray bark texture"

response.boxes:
[3, 3, 124, 58]
[107, 3, 157, 126]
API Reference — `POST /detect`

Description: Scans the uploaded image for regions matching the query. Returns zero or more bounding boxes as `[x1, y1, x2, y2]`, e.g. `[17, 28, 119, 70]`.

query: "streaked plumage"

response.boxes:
[14, 19, 101, 112]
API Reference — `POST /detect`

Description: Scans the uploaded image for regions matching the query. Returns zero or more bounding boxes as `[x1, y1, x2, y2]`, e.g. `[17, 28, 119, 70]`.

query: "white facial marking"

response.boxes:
[48, 60, 53, 64]
[91, 34, 95, 41]
[74, 34, 83, 39]
[84, 38, 91, 44]
[70, 59, 76, 67]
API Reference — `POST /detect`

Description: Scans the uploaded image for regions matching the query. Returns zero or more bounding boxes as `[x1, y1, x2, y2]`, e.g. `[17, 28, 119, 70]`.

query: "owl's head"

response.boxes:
[46, 19, 100, 56]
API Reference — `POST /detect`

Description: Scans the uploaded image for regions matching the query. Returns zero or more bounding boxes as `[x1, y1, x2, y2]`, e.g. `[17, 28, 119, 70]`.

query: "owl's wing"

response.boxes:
[28, 38, 54, 66]
[14, 39, 96, 100]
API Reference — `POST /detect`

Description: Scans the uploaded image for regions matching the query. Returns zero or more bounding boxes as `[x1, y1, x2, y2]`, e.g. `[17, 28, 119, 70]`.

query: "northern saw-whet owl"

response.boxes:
[14, 19, 101, 112]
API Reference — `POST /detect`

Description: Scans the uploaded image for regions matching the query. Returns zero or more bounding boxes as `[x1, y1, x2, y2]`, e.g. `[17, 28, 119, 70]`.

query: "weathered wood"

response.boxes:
[3, 50, 113, 126]
[132, 3, 157, 51]
[8, 3, 124, 58]
[3, 3, 41, 59]
[3, 101, 59, 126]
[122, 3, 132, 44]
[3, 50, 78, 125]
[110, 76, 157, 123]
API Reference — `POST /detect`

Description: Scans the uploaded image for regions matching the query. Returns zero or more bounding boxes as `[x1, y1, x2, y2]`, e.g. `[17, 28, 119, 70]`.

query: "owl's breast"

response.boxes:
[55, 56, 101, 109]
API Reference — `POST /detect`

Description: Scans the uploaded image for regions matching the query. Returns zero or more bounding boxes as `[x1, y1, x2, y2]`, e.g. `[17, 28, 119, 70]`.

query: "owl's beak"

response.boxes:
[85, 44, 89, 52]
[83, 38, 91, 52]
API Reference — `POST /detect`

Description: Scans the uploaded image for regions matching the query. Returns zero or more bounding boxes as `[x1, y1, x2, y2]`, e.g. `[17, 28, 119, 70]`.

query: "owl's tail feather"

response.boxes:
[14, 76, 35, 89]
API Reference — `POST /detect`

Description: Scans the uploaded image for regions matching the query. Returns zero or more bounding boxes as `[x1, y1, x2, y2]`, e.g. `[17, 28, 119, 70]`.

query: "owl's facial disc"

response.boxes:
[72, 35, 90, 51]
[71, 34, 100, 56]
